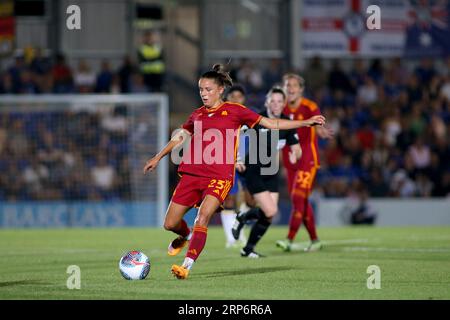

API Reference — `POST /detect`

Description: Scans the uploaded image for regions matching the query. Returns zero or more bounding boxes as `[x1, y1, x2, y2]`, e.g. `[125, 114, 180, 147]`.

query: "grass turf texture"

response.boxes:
[1, 226, 449, 300]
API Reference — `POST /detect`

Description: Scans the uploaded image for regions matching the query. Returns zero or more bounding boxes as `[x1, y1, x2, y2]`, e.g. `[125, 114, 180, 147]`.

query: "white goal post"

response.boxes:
[0, 94, 168, 227]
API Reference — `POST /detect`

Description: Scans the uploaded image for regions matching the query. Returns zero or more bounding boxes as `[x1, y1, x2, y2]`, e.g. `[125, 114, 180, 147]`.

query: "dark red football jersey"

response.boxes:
[282, 97, 321, 171]
[178, 102, 262, 180]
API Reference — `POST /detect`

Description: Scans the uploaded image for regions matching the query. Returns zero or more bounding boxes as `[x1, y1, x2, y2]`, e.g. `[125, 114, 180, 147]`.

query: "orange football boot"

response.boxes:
[167, 235, 189, 256]
[171, 264, 189, 279]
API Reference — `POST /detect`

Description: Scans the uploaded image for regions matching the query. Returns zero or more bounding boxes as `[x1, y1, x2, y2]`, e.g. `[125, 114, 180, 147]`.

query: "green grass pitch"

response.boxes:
[1, 226, 449, 300]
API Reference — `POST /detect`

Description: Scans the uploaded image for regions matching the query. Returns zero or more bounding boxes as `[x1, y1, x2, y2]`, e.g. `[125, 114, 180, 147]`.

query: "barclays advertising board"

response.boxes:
[0, 202, 157, 228]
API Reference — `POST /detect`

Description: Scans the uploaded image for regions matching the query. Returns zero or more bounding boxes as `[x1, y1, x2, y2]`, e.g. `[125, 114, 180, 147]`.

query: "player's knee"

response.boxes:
[163, 219, 178, 231]
[223, 197, 235, 210]
[194, 210, 211, 227]
[264, 207, 278, 219]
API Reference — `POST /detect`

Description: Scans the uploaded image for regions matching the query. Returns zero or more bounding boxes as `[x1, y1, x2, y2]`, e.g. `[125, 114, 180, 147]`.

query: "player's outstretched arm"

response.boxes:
[143, 129, 191, 174]
[259, 115, 325, 130]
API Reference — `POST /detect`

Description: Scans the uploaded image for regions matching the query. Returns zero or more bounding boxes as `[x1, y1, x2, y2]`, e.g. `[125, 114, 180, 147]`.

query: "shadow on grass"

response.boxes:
[0, 280, 47, 287]
[195, 266, 296, 278]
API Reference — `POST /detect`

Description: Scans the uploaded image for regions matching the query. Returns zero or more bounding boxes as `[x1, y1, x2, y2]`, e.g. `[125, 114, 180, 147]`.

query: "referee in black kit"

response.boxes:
[233, 86, 302, 257]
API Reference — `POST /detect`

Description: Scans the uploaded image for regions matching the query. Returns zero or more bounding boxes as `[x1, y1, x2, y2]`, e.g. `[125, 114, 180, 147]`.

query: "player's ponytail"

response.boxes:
[201, 64, 233, 89]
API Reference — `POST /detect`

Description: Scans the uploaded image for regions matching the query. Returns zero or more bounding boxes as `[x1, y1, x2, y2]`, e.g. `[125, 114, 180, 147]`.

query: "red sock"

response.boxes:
[287, 208, 303, 241]
[304, 202, 318, 241]
[288, 192, 308, 241]
[186, 226, 208, 261]
[175, 219, 190, 238]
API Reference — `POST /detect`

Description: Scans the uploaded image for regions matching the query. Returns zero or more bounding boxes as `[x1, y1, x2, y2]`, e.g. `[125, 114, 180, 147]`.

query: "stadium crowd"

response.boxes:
[0, 105, 131, 201]
[0, 50, 449, 199]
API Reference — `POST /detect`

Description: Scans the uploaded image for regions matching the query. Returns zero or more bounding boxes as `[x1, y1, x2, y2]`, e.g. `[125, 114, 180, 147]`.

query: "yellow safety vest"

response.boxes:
[139, 44, 165, 74]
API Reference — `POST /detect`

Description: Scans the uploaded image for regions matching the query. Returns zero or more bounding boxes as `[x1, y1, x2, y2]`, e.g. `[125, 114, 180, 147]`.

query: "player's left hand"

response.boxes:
[317, 125, 334, 139]
[236, 162, 246, 173]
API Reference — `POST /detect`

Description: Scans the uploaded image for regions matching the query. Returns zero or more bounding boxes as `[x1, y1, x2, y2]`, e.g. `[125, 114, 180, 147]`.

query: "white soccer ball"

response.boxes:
[119, 251, 151, 280]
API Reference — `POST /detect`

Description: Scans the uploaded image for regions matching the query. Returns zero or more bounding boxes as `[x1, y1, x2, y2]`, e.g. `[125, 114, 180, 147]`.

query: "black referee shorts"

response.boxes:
[243, 166, 279, 195]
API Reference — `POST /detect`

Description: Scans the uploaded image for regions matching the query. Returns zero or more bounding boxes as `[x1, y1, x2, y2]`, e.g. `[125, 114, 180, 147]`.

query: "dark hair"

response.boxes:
[227, 84, 246, 97]
[265, 86, 286, 107]
[201, 64, 233, 89]
[267, 86, 286, 99]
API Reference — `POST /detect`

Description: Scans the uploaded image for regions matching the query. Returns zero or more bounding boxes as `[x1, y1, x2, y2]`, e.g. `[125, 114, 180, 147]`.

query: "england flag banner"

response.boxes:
[301, 0, 450, 57]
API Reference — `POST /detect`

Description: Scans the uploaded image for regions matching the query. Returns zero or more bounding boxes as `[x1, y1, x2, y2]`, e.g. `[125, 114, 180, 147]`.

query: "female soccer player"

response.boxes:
[231, 86, 302, 257]
[143, 64, 325, 279]
[276, 73, 333, 252]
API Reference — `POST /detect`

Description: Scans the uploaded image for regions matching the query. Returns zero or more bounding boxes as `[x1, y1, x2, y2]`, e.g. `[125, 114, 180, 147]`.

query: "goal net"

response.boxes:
[0, 94, 168, 227]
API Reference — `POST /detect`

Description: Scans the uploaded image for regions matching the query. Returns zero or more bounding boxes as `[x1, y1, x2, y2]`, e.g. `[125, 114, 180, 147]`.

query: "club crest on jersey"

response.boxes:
[297, 114, 304, 120]
[221, 111, 228, 116]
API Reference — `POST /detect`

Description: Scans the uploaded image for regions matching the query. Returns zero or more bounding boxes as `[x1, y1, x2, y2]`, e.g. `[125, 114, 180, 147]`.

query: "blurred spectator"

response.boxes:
[7, 55, 26, 93]
[356, 122, 375, 150]
[304, 56, 327, 93]
[101, 105, 128, 134]
[37, 130, 63, 166]
[138, 30, 165, 92]
[30, 48, 53, 93]
[52, 53, 73, 93]
[23, 157, 49, 195]
[367, 168, 389, 197]
[263, 58, 283, 92]
[328, 60, 354, 94]
[390, 169, 417, 197]
[91, 153, 117, 195]
[95, 60, 113, 93]
[386, 57, 409, 86]
[382, 107, 401, 147]
[440, 75, 450, 102]
[415, 172, 433, 197]
[414, 58, 436, 86]
[117, 55, 135, 93]
[406, 74, 423, 103]
[9, 119, 29, 157]
[129, 73, 149, 93]
[74, 60, 96, 93]
[0, 72, 13, 93]
[357, 76, 378, 105]
[408, 137, 431, 170]
[349, 59, 366, 89]
[433, 172, 450, 197]
[340, 182, 377, 225]
[367, 58, 384, 84]
[30, 48, 52, 76]
[236, 59, 263, 92]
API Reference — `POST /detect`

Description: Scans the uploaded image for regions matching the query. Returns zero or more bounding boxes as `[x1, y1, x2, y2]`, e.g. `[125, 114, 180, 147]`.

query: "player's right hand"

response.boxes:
[288, 151, 298, 164]
[143, 157, 159, 174]
[306, 115, 326, 127]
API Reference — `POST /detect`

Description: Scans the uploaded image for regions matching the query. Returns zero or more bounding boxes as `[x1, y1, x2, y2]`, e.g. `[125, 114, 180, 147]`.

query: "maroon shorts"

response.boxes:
[172, 174, 233, 208]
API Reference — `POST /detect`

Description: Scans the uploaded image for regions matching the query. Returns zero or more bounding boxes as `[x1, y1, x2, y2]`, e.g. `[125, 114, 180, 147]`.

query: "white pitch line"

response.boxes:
[322, 239, 370, 245]
[342, 247, 450, 253]
[289, 238, 370, 250]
